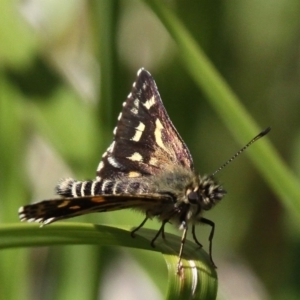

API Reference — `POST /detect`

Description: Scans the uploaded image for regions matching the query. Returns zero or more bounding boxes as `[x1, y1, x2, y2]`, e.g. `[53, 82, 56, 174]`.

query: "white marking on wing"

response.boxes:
[107, 141, 115, 153]
[137, 68, 144, 76]
[108, 156, 121, 168]
[127, 152, 143, 162]
[143, 96, 155, 110]
[97, 161, 104, 171]
[133, 98, 139, 107]
[131, 122, 145, 142]
[131, 107, 138, 114]
[43, 217, 55, 225]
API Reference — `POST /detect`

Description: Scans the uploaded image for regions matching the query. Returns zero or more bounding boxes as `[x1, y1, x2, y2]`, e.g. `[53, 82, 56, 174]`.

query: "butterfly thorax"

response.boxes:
[151, 166, 226, 224]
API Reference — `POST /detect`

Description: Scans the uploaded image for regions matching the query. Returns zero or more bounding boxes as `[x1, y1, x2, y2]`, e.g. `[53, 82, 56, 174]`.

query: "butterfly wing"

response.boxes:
[19, 193, 172, 225]
[97, 68, 194, 181]
[19, 68, 194, 225]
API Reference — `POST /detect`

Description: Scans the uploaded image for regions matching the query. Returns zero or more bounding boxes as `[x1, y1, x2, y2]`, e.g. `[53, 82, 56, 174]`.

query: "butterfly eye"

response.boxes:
[187, 191, 199, 204]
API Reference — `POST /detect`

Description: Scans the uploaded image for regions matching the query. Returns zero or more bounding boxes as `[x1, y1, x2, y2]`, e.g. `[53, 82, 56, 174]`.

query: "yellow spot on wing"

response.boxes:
[58, 200, 70, 208]
[69, 206, 81, 210]
[154, 119, 168, 152]
[91, 197, 106, 203]
[149, 157, 158, 166]
[128, 171, 141, 178]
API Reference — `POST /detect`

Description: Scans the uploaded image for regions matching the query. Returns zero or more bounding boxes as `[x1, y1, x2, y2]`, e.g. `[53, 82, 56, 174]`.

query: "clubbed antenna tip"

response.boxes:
[211, 127, 271, 177]
[257, 126, 271, 137]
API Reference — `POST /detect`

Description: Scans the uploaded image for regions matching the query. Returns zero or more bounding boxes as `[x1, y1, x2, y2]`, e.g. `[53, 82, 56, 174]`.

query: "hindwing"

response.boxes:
[19, 193, 172, 225]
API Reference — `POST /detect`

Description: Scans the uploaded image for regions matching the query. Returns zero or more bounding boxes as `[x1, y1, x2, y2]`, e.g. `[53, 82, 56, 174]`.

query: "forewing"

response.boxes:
[97, 68, 194, 180]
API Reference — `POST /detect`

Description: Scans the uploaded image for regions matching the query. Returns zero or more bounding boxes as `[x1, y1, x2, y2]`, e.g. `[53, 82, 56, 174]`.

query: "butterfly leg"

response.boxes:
[200, 217, 216, 268]
[131, 216, 149, 238]
[177, 221, 188, 273]
[161, 222, 167, 239]
[150, 220, 168, 247]
[191, 224, 203, 248]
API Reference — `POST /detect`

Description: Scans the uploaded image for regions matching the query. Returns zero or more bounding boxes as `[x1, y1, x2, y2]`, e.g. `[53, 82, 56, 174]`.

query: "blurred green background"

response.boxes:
[1, 0, 300, 299]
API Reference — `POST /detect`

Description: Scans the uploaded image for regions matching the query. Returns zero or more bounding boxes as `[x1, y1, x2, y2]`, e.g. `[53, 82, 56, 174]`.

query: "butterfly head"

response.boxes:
[186, 175, 226, 211]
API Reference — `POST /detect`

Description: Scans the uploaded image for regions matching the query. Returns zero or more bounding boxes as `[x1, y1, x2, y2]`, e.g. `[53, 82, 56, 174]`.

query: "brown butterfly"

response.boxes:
[19, 68, 270, 271]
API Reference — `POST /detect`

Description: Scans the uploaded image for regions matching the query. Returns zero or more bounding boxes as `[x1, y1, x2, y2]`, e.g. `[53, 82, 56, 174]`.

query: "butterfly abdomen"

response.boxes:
[56, 177, 153, 198]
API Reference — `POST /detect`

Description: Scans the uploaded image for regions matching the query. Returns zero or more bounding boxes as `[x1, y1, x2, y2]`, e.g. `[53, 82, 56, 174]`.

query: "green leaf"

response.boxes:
[0, 223, 217, 299]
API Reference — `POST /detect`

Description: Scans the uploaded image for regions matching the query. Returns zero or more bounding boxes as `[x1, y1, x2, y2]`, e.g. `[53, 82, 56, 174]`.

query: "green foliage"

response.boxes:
[1, 0, 300, 299]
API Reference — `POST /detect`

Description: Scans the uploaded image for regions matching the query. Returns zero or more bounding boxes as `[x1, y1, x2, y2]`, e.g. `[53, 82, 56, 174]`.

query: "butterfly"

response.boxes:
[18, 68, 270, 271]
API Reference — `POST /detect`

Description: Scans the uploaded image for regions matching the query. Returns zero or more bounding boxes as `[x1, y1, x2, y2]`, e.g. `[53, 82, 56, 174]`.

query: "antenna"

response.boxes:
[211, 127, 271, 177]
